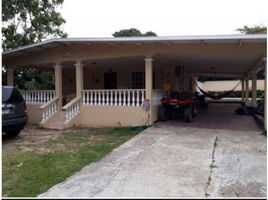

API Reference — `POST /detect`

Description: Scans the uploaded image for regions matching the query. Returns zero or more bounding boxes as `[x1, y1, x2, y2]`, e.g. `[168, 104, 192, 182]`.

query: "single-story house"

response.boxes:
[2, 34, 267, 130]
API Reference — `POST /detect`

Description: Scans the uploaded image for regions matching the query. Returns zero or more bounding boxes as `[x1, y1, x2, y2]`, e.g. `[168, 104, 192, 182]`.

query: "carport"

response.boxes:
[157, 103, 263, 132]
[2, 34, 267, 129]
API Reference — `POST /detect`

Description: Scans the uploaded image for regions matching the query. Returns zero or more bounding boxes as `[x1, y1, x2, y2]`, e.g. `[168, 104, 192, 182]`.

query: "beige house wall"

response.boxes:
[79, 106, 151, 127]
[30, 104, 162, 128]
[151, 105, 160, 123]
[62, 65, 176, 92]
[26, 104, 43, 125]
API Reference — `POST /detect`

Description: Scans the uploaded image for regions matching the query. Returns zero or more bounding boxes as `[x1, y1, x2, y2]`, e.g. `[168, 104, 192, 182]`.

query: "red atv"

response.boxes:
[158, 91, 197, 123]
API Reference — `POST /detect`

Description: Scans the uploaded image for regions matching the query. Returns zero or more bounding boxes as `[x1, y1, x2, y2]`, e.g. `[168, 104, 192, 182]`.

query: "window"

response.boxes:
[132, 72, 145, 89]
[132, 71, 156, 89]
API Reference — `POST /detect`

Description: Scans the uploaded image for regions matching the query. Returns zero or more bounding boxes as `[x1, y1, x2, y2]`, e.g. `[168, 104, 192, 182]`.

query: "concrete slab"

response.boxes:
[39, 124, 266, 198]
[157, 103, 263, 131]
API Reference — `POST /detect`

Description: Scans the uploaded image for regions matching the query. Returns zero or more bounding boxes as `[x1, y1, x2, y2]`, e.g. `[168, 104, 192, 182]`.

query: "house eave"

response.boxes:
[2, 34, 267, 58]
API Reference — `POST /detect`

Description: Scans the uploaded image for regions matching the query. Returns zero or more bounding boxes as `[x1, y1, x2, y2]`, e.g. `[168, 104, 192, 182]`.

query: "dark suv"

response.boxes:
[2, 86, 28, 137]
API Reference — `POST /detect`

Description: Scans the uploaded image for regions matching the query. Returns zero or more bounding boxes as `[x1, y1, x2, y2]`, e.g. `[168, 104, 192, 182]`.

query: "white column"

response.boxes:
[75, 62, 84, 98]
[251, 71, 257, 108]
[54, 63, 63, 109]
[7, 67, 14, 86]
[145, 57, 153, 125]
[245, 75, 249, 106]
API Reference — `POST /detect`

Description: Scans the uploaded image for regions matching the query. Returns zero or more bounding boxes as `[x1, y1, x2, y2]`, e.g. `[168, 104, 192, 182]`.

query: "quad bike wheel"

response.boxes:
[192, 105, 197, 117]
[158, 106, 167, 121]
[184, 107, 192, 123]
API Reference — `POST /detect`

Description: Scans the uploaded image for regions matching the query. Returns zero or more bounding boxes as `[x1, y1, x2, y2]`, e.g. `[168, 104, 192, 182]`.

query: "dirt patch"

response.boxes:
[2, 126, 64, 152]
[2, 126, 105, 154]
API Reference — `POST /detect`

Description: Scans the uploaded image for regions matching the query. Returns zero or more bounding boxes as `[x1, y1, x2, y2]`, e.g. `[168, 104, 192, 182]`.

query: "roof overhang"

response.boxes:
[2, 34, 266, 78]
[2, 34, 266, 58]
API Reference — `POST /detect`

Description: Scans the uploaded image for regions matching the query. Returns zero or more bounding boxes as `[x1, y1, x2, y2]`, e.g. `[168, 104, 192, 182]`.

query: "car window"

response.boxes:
[2, 87, 24, 103]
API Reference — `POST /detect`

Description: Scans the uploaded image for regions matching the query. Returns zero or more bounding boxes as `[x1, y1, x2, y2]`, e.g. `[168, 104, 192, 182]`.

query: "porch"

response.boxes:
[15, 56, 172, 129]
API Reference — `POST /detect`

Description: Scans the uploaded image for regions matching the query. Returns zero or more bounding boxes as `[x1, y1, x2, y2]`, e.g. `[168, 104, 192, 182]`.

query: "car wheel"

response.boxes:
[158, 106, 167, 121]
[184, 107, 192, 123]
[6, 130, 21, 137]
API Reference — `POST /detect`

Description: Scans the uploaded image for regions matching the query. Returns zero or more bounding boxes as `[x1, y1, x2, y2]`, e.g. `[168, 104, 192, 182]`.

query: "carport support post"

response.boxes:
[145, 57, 153, 125]
[241, 78, 245, 103]
[192, 76, 198, 92]
[265, 60, 267, 131]
[245, 76, 249, 106]
[75, 62, 84, 98]
[7, 67, 14, 86]
[251, 71, 257, 108]
[54, 64, 63, 109]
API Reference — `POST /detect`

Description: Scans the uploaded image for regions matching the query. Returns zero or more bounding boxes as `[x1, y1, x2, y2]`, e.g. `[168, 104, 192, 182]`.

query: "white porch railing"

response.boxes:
[39, 97, 58, 122]
[21, 90, 56, 104]
[63, 97, 81, 122]
[152, 90, 165, 106]
[82, 89, 146, 107]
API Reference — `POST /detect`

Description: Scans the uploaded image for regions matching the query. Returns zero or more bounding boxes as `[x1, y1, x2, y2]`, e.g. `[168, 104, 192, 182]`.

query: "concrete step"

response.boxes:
[46, 111, 66, 130]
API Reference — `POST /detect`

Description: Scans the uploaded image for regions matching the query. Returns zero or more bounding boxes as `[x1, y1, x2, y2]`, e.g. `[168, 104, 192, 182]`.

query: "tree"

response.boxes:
[236, 25, 267, 34]
[2, 0, 67, 50]
[2, 0, 67, 89]
[113, 28, 157, 37]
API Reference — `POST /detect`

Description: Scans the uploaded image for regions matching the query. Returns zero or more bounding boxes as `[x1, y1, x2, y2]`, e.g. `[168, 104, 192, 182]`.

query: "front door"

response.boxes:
[104, 72, 117, 89]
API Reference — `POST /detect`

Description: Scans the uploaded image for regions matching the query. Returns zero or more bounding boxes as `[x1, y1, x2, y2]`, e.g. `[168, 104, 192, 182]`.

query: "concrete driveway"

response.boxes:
[39, 124, 266, 198]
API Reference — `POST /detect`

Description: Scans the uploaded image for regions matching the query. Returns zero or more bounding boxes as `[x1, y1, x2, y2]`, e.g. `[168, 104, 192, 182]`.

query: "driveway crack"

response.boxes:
[205, 135, 219, 197]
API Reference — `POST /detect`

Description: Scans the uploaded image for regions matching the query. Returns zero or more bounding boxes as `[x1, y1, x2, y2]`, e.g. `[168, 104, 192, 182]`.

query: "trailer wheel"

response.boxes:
[184, 107, 192, 123]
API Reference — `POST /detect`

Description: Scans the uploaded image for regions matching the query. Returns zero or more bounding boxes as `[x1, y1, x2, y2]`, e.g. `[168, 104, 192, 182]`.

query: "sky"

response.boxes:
[58, 0, 265, 37]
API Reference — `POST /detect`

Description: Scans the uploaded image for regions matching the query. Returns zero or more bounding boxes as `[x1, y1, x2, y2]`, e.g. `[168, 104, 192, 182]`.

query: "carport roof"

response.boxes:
[2, 34, 267, 58]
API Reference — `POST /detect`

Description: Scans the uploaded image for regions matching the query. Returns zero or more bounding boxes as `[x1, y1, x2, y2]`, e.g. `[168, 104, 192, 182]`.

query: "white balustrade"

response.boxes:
[21, 90, 56, 104]
[63, 97, 81, 122]
[82, 89, 146, 107]
[40, 97, 58, 122]
[122, 91, 126, 106]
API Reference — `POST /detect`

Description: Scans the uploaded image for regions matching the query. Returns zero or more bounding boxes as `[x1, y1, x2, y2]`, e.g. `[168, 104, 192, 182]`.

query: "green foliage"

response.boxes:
[113, 28, 157, 37]
[2, 0, 67, 50]
[236, 25, 267, 34]
[16, 68, 55, 90]
[2, 0, 67, 89]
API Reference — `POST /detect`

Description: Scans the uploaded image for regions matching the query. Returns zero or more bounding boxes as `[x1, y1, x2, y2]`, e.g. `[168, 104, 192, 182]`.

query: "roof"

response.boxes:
[2, 34, 266, 57]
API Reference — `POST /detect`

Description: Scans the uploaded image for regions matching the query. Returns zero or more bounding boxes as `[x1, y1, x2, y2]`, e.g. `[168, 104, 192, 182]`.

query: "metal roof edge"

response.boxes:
[2, 34, 267, 55]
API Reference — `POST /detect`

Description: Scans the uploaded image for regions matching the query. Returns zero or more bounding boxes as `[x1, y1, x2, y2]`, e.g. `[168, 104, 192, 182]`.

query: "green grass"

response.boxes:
[2, 127, 144, 197]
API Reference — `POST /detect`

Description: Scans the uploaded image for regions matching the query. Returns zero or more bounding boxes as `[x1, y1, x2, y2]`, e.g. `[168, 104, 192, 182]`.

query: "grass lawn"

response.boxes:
[2, 126, 144, 197]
